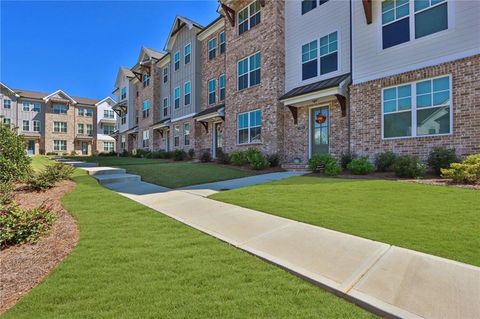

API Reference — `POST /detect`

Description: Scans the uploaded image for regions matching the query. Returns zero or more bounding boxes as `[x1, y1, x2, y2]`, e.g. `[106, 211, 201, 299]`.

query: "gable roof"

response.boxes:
[164, 15, 204, 52]
[43, 89, 78, 104]
[11, 88, 98, 105]
[95, 96, 116, 106]
[114, 66, 135, 89]
[280, 73, 351, 101]
[0, 82, 20, 97]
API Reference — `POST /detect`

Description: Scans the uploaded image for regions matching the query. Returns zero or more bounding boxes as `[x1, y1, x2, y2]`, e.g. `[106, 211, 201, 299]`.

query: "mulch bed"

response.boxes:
[0, 180, 79, 314]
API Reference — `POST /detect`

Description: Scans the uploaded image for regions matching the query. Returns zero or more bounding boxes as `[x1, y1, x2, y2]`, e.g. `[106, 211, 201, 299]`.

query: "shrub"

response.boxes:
[216, 149, 230, 164]
[27, 162, 74, 191]
[200, 151, 212, 163]
[308, 154, 342, 176]
[340, 152, 357, 169]
[0, 182, 14, 205]
[62, 152, 69, 156]
[347, 157, 374, 175]
[188, 149, 195, 160]
[427, 147, 458, 175]
[173, 150, 186, 161]
[132, 149, 150, 158]
[46, 152, 58, 156]
[374, 151, 397, 172]
[267, 153, 280, 167]
[70, 150, 77, 156]
[27, 175, 54, 191]
[0, 124, 31, 183]
[441, 154, 480, 184]
[248, 152, 270, 170]
[0, 202, 56, 248]
[120, 150, 129, 157]
[91, 150, 99, 156]
[99, 151, 117, 157]
[230, 151, 248, 166]
[393, 155, 425, 178]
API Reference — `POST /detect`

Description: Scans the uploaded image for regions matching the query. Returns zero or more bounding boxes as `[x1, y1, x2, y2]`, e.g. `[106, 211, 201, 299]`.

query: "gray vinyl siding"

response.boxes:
[160, 62, 171, 120]
[0, 87, 18, 126]
[17, 99, 45, 135]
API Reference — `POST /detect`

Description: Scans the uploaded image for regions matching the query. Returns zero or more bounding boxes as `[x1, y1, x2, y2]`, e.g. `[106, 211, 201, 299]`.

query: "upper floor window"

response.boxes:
[163, 66, 169, 83]
[184, 123, 190, 146]
[163, 97, 169, 117]
[382, 75, 451, 139]
[54, 121, 67, 133]
[184, 82, 191, 106]
[302, 0, 316, 14]
[219, 32, 226, 54]
[87, 124, 93, 136]
[319, 31, 338, 75]
[238, 0, 261, 35]
[142, 73, 150, 87]
[104, 110, 115, 118]
[302, 40, 318, 80]
[77, 123, 84, 134]
[174, 87, 180, 109]
[184, 43, 191, 64]
[121, 115, 127, 125]
[238, 109, 261, 144]
[22, 120, 30, 131]
[208, 79, 216, 105]
[33, 120, 41, 132]
[3, 99, 11, 109]
[103, 124, 115, 135]
[208, 38, 217, 60]
[121, 87, 127, 100]
[22, 102, 30, 111]
[219, 74, 226, 101]
[142, 100, 150, 118]
[85, 108, 93, 117]
[238, 52, 261, 90]
[414, 0, 448, 39]
[174, 51, 180, 71]
[53, 104, 68, 114]
[77, 108, 84, 116]
[32, 103, 41, 112]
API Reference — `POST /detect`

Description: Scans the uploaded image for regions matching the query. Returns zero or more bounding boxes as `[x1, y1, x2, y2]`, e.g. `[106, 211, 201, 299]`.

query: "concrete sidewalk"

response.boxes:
[75, 162, 479, 319]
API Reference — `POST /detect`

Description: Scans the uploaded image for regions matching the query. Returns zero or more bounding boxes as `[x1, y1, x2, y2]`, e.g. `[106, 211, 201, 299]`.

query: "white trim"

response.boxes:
[171, 112, 197, 123]
[237, 109, 262, 145]
[184, 81, 191, 106]
[174, 51, 181, 71]
[237, 51, 261, 91]
[194, 107, 225, 122]
[184, 42, 192, 64]
[151, 120, 171, 130]
[174, 86, 181, 109]
[208, 78, 217, 105]
[281, 87, 341, 106]
[380, 74, 453, 140]
[43, 90, 77, 104]
[212, 120, 222, 159]
[308, 103, 331, 159]
[95, 96, 115, 106]
[0, 82, 20, 97]
[208, 38, 217, 59]
[198, 19, 224, 41]
[237, 0, 261, 35]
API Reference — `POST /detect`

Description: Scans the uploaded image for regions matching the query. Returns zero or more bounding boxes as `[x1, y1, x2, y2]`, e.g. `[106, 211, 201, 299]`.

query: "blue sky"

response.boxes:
[0, 0, 219, 99]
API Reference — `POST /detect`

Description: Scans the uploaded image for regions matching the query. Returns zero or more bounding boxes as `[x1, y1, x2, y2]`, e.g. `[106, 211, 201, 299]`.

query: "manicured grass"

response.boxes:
[30, 156, 51, 172]
[3, 165, 374, 318]
[210, 176, 480, 266]
[71, 156, 254, 188]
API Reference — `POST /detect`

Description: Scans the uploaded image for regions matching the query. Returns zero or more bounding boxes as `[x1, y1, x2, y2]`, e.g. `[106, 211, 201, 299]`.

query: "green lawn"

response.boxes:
[3, 164, 374, 318]
[30, 156, 51, 172]
[210, 176, 480, 267]
[71, 156, 254, 188]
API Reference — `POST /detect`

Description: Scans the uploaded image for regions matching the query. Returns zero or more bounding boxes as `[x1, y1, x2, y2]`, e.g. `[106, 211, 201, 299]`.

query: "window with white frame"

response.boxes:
[3, 99, 11, 109]
[174, 125, 180, 146]
[208, 79, 216, 105]
[121, 135, 126, 150]
[184, 43, 191, 64]
[54, 121, 67, 133]
[85, 108, 93, 117]
[142, 100, 150, 118]
[237, 109, 261, 144]
[184, 123, 190, 146]
[208, 38, 217, 60]
[414, 0, 448, 38]
[163, 97, 169, 117]
[121, 87, 127, 100]
[238, 52, 261, 90]
[22, 120, 29, 131]
[163, 66, 168, 83]
[302, 40, 318, 80]
[302, 0, 329, 15]
[77, 107, 84, 116]
[3, 118, 11, 126]
[33, 103, 41, 112]
[54, 140, 67, 151]
[219, 31, 226, 54]
[33, 120, 41, 132]
[383, 75, 451, 139]
[121, 115, 127, 125]
[238, 0, 261, 35]
[319, 31, 338, 75]
[184, 82, 191, 106]
[77, 123, 84, 134]
[104, 142, 114, 152]
[143, 73, 150, 87]
[104, 109, 115, 119]
[174, 87, 180, 109]
[142, 130, 149, 148]
[219, 74, 225, 101]
[22, 102, 30, 111]
[53, 104, 68, 114]
[87, 124, 93, 136]
[103, 124, 114, 135]
[174, 51, 180, 71]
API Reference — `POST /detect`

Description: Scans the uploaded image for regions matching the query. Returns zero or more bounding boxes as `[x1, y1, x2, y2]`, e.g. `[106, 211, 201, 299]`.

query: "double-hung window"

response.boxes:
[104, 110, 115, 119]
[219, 74, 226, 101]
[237, 109, 261, 144]
[163, 97, 169, 117]
[381, 0, 410, 49]
[184, 82, 191, 106]
[383, 75, 451, 138]
[77, 123, 84, 134]
[174, 51, 180, 71]
[54, 140, 67, 151]
[53, 104, 68, 114]
[104, 142, 114, 152]
[22, 120, 30, 131]
[301, 0, 316, 15]
[77, 108, 84, 116]
[319, 31, 338, 75]
[238, 52, 261, 90]
[208, 38, 217, 60]
[121, 87, 127, 100]
[22, 102, 30, 111]
[219, 32, 226, 54]
[32, 103, 41, 112]
[33, 120, 41, 132]
[184, 123, 190, 146]
[208, 79, 216, 105]
[174, 125, 180, 146]
[85, 108, 93, 117]
[3, 99, 11, 109]
[163, 67, 168, 83]
[142, 100, 150, 118]
[302, 40, 318, 80]
[87, 124, 93, 136]
[414, 0, 448, 39]
[238, 0, 261, 35]
[121, 115, 127, 125]
[142, 130, 149, 148]
[121, 135, 126, 150]
[184, 43, 191, 64]
[143, 73, 150, 87]
[103, 125, 114, 135]
[174, 87, 180, 109]
[3, 118, 11, 126]
[54, 121, 67, 133]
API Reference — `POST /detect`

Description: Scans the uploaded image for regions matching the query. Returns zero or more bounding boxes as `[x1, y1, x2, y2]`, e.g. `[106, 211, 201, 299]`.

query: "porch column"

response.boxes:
[88, 142, 92, 155]
[35, 140, 40, 155]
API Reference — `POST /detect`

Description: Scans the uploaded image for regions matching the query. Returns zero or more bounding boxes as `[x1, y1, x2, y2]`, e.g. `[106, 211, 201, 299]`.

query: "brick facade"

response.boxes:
[350, 55, 480, 160]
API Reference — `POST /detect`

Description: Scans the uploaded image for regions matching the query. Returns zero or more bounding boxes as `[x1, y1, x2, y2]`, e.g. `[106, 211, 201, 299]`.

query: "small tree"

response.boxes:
[0, 124, 31, 183]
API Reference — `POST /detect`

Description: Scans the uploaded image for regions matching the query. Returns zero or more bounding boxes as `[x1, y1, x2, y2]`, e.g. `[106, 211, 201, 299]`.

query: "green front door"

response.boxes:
[311, 106, 329, 155]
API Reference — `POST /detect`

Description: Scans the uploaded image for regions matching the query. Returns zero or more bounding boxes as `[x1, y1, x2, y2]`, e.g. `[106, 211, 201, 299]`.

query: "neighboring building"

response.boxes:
[0, 82, 102, 155]
[95, 97, 117, 153]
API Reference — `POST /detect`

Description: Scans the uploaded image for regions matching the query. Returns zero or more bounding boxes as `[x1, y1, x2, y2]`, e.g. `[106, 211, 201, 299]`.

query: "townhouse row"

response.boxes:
[112, 0, 480, 167]
[0, 83, 117, 155]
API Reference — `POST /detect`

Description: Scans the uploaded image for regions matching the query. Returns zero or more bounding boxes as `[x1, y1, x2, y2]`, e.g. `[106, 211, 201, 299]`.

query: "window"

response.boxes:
[174, 87, 180, 109]
[163, 66, 168, 83]
[103, 124, 115, 135]
[219, 32, 226, 54]
[382, 0, 410, 49]
[184, 123, 190, 146]
[163, 97, 169, 117]
[3, 99, 11, 109]
[23, 102, 30, 111]
[77, 108, 84, 116]
[414, 0, 448, 39]
[142, 100, 150, 118]
[3, 118, 11, 126]
[319, 31, 338, 75]
[85, 108, 93, 117]
[77, 124, 84, 134]
[23, 120, 30, 131]
[32, 103, 41, 112]
[238, 52, 261, 90]
[208, 79, 216, 105]
[121, 87, 127, 100]
[184, 43, 191, 64]
[121, 135, 126, 150]
[104, 142, 114, 152]
[238, 0, 261, 35]
[33, 120, 41, 132]
[104, 110, 115, 119]
[136, 110, 139, 124]
[53, 104, 68, 114]
[382, 75, 451, 138]
[302, 0, 316, 15]
[184, 82, 191, 106]
[302, 40, 318, 80]
[174, 51, 180, 71]
[142, 73, 150, 87]
[53, 140, 67, 151]
[237, 109, 261, 144]
[208, 38, 217, 60]
[174, 125, 180, 146]
[86, 124, 93, 136]
[219, 74, 226, 101]
[142, 130, 149, 148]
[54, 121, 67, 133]
[121, 115, 127, 125]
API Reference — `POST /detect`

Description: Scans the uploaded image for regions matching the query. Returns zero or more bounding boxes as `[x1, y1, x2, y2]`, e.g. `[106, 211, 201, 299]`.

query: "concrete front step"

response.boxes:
[64, 161, 98, 168]
[85, 167, 127, 176]
[94, 173, 141, 185]
[281, 163, 310, 171]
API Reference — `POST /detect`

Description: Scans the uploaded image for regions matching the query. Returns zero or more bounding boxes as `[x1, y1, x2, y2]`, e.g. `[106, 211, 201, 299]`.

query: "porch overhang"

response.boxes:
[100, 118, 116, 124]
[151, 119, 171, 130]
[22, 132, 41, 139]
[194, 105, 225, 133]
[123, 126, 139, 136]
[112, 100, 127, 116]
[75, 135, 94, 141]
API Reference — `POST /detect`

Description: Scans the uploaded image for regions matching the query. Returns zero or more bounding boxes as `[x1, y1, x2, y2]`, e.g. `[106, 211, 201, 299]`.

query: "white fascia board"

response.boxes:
[198, 19, 224, 41]
[43, 89, 77, 104]
[281, 87, 341, 107]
